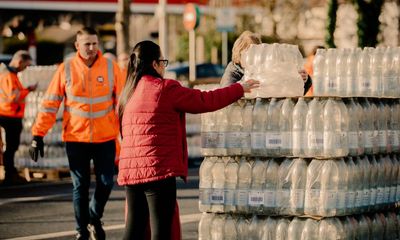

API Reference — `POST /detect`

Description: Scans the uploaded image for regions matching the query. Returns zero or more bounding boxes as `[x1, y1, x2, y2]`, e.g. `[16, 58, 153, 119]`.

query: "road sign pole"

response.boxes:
[222, 31, 228, 66]
[189, 29, 196, 82]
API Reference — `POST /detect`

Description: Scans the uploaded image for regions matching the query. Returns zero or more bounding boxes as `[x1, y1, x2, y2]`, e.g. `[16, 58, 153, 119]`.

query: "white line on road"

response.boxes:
[3, 213, 202, 240]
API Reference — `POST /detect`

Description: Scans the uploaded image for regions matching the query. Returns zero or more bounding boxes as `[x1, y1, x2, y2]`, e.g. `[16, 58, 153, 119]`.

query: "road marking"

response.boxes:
[4, 213, 202, 240]
[0, 194, 71, 206]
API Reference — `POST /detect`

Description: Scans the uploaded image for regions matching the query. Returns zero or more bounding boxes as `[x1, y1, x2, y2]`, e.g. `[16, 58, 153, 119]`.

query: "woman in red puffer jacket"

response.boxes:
[117, 40, 259, 240]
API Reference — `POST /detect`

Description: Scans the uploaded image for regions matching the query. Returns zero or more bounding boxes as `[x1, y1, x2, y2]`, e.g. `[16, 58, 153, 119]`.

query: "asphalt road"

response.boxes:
[0, 168, 201, 240]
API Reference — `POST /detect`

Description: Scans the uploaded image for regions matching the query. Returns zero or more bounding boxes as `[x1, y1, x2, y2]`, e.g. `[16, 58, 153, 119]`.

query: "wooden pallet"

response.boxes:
[22, 167, 70, 181]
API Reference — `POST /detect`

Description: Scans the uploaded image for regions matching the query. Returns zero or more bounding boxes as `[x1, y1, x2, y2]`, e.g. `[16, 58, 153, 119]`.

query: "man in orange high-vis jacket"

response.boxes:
[29, 27, 123, 240]
[0, 50, 37, 185]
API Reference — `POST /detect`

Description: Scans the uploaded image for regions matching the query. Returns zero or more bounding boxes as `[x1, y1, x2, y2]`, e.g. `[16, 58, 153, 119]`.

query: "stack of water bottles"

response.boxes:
[199, 47, 400, 239]
[13, 66, 67, 168]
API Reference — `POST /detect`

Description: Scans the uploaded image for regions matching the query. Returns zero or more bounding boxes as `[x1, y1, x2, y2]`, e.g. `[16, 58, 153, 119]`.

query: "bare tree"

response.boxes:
[115, 0, 130, 56]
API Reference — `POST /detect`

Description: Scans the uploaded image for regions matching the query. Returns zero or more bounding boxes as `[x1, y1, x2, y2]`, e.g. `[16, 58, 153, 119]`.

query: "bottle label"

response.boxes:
[281, 131, 291, 149]
[237, 189, 248, 206]
[251, 132, 265, 149]
[264, 190, 276, 208]
[370, 188, 377, 206]
[388, 130, 399, 148]
[215, 133, 226, 148]
[348, 131, 359, 149]
[240, 132, 251, 148]
[364, 130, 374, 148]
[321, 190, 337, 210]
[199, 188, 211, 205]
[378, 130, 388, 148]
[384, 187, 391, 204]
[390, 186, 396, 203]
[355, 190, 363, 208]
[277, 190, 290, 207]
[291, 189, 305, 208]
[324, 131, 341, 149]
[376, 187, 384, 204]
[292, 131, 306, 150]
[210, 189, 225, 204]
[224, 189, 235, 206]
[394, 130, 400, 148]
[249, 190, 264, 206]
[346, 191, 355, 209]
[266, 131, 282, 149]
[362, 189, 370, 207]
[226, 132, 242, 148]
[201, 132, 218, 148]
[337, 190, 346, 210]
[308, 131, 323, 149]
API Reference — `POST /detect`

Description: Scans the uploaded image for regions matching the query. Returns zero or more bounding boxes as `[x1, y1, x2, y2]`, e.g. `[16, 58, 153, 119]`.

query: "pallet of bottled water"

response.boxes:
[199, 211, 400, 240]
[201, 97, 400, 159]
[199, 155, 400, 218]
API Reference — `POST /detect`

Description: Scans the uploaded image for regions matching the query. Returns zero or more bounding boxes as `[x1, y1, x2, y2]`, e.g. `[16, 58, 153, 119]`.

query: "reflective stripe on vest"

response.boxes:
[40, 106, 59, 113]
[64, 58, 114, 119]
[43, 93, 64, 102]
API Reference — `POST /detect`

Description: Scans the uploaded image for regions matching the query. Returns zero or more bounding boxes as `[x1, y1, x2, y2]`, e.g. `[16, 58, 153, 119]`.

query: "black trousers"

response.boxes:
[0, 116, 23, 175]
[124, 177, 177, 240]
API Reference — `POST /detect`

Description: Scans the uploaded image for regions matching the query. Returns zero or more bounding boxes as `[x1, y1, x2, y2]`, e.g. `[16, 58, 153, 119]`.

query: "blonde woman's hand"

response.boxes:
[298, 69, 308, 82]
[240, 79, 260, 93]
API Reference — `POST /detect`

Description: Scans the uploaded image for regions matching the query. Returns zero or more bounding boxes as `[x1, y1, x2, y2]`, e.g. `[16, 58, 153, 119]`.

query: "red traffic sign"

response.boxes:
[183, 3, 200, 31]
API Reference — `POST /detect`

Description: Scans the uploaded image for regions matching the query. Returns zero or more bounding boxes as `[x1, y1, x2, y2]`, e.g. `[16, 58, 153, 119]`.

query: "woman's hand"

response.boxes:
[240, 79, 260, 93]
[298, 69, 308, 82]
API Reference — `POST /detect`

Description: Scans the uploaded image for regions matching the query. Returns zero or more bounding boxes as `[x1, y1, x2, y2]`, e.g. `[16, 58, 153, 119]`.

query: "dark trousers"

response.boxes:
[66, 140, 115, 235]
[0, 117, 23, 175]
[124, 177, 177, 240]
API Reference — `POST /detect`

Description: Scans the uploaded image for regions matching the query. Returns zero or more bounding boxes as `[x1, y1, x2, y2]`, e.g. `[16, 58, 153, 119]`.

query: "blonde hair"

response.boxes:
[231, 31, 261, 65]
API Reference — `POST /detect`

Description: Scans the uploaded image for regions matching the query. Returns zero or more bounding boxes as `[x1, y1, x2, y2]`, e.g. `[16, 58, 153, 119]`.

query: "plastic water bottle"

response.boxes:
[345, 98, 361, 156]
[237, 215, 249, 240]
[201, 111, 217, 156]
[375, 155, 386, 210]
[266, 98, 283, 156]
[384, 212, 398, 240]
[224, 157, 238, 213]
[336, 48, 349, 97]
[323, 98, 342, 157]
[312, 48, 326, 96]
[360, 98, 375, 155]
[341, 216, 358, 240]
[242, 100, 253, 156]
[210, 214, 225, 240]
[318, 218, 345, 240]
[280, 98, 294, 156]
[389, 155, 399, 205]
[304, 159, 324, 216]
[301, 218, 319, 240]
[371, 47, 385, 97]
[226, 102, 243, 156]
[346, 48, 361, 97]
[382, 155, 393, 206]
[237, 157, 252, 214]
[357, 47, 373, 96]
[288, 217, 305, 240]
[211, 157, 225, 213]
[292, 97, 308, 157]
[336, 158, 347, 216]
[356, 215, 371, 240]
[352, 156, 364, 214]
[198, 213, 213, 240]
[382, 47, 394, 97]
[389, 101, 400, 153]
[344, 157, 356, 215]
[354, 99, 365, 155]
[337, 98, 349, 156]
[276, 218, 290, 240]
[224, 215, 238, 240]
[368, 155, 378, 211]
[264, 159, 279, 215]
[261, 217, 277, 240]
[320, 160, 339, 216]
[370, 100, 380, 154]
[371, 213, 385, 240]
[396, 155, 400, 203]
[305, 98, 324, 157]
[249, 157, 266, 214]
[214, 108, 228, 156]
[324, 48, 338, 96]
[199, 157, 215, 212]
[377, 100, 389, 154]
[359, 155, 371, 212]
[248, 215, 262, 240]
[251, 98, 268, 156]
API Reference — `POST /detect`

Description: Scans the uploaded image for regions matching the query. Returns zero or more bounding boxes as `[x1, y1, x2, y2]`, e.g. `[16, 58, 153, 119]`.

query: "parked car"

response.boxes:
[166, 63, 225, 86]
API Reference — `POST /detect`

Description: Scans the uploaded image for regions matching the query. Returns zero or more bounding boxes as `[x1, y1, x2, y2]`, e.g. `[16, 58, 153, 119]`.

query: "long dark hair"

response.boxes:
[117, 40, 162, 131]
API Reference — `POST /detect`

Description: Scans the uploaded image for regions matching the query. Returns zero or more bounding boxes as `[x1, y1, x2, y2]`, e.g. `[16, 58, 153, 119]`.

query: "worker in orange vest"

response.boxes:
[0, 50, 37, 185]
[29, 27, 123, 240]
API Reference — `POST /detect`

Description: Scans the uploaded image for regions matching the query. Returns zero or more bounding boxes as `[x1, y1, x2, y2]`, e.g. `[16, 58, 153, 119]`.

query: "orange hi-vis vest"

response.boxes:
[0, 63, 30, 118]
[32, 52, 122, 143]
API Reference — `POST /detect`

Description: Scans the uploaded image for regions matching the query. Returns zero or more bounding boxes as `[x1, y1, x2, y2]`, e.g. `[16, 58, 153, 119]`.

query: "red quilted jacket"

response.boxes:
[117, 75, 244, 186]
